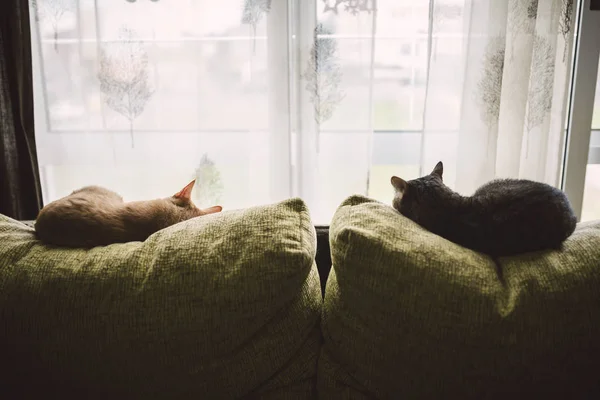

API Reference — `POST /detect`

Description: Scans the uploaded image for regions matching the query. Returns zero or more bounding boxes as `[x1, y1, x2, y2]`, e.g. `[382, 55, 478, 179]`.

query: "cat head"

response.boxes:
[167, 180, 223, 221]
[390, 161, 447, 224]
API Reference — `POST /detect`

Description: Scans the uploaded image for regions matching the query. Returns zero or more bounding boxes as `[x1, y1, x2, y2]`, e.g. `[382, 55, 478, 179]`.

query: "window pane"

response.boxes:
[581, 56, 600, 221]
[317, 1, 431, 132]
[32, 0, 273, 212]
[366, 0, 465, 204]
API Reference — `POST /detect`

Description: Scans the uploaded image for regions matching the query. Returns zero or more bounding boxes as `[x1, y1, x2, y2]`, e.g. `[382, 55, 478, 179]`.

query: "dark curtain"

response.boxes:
[0, 0, 43, 220]
[315, 226, 332, 297]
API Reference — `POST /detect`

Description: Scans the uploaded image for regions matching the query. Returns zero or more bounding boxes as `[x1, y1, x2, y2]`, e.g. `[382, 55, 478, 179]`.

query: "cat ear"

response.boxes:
[391, 176, 407, 192]
[431, 161, 443, 178]
[173, 180, 196, 200]
[202, 205, 223, 215]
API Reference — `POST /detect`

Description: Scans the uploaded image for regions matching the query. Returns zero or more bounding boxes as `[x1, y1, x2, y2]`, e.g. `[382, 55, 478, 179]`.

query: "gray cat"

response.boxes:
[391, 162, 577, 257]
[35, 180, 222, 248]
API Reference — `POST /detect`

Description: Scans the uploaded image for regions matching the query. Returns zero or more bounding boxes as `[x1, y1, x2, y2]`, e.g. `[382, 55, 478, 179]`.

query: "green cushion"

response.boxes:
[319, 195, 600, 399]
[0, 198, 322, 399]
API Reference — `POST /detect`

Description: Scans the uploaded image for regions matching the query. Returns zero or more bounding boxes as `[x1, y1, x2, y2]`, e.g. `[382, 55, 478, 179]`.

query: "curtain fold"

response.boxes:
[0, 0, 43, 220]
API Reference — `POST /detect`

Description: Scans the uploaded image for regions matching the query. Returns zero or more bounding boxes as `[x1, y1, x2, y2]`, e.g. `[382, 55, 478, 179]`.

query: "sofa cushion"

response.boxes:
[0, 198, 321, 399]
[319, 195, 600, 399]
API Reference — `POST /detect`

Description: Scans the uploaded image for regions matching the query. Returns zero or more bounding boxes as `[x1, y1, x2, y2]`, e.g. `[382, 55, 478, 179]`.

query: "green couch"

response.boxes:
[0, 198, 321, 399]
[319, 195, 600, 399]
[1, 195, 599, 399]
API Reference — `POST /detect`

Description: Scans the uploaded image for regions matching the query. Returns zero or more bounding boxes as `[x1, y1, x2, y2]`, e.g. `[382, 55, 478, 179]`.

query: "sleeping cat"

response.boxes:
[35, 180, 222, 248]
[391, 162, 577, 257]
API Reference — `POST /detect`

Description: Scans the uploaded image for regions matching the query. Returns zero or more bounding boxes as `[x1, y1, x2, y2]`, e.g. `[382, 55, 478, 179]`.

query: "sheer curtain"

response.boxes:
[28, 0, 575, 224]
[421, 0, 575, 194]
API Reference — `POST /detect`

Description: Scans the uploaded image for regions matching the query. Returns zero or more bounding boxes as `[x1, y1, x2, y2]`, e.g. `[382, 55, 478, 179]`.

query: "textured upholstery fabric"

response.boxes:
[0, 198, 322, 399]
[319, 195, 600, 399]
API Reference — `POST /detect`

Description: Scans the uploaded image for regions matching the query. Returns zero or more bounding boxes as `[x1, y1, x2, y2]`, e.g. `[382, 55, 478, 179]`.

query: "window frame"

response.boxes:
[562, 0, 600, 221]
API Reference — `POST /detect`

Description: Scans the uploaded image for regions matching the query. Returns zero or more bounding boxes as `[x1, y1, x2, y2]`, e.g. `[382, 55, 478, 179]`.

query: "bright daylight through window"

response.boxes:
[29, 0, 598, 224]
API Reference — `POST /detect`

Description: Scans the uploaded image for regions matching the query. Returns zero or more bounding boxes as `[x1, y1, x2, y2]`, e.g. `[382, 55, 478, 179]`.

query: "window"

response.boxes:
[31, 0, 598, 224]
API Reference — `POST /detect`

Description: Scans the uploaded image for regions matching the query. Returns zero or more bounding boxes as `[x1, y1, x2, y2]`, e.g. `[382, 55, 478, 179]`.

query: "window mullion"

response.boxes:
[293, 0, 319, 209]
